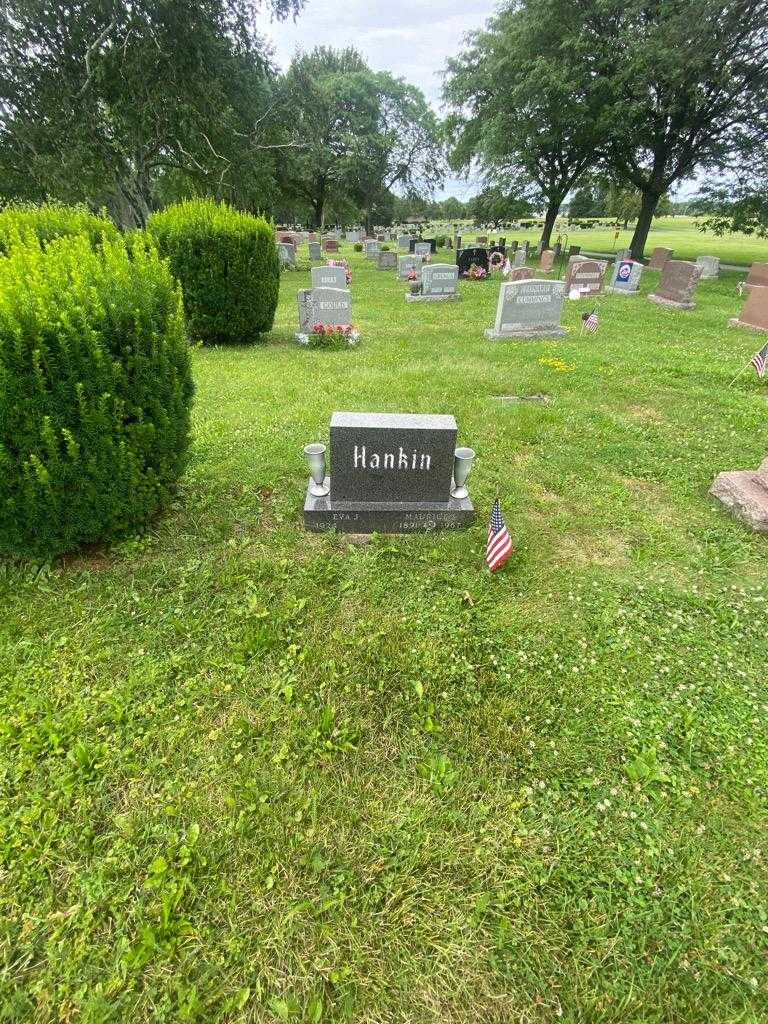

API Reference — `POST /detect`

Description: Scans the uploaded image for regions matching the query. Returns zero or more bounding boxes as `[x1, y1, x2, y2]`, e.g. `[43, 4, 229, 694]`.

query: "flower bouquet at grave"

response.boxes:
[327, 259, 352, 284]
[467, 263, 487, 280]
[297, 323, 360, 349]
[407, 270, 422, 295]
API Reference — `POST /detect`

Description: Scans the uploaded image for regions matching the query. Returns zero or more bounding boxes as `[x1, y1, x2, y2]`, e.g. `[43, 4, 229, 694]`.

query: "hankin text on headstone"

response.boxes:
[303, 412, 475, 533]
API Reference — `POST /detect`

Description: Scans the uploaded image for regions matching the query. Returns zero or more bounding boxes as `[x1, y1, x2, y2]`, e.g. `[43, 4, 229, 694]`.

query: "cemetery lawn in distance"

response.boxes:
[3, 246, 768, 1023]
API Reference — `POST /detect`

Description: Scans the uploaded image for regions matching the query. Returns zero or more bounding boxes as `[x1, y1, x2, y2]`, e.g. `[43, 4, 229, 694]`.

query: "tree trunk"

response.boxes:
[539, 199, 561, 250]
[630, 189, 662, 261]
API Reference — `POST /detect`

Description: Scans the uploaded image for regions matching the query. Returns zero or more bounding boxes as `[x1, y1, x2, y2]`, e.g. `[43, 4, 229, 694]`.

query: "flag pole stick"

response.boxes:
[729, 359, 753, 387]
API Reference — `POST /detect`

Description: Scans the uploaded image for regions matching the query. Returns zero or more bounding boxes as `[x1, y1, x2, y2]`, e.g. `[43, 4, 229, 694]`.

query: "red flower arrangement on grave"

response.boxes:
[297, 322, 360, 349]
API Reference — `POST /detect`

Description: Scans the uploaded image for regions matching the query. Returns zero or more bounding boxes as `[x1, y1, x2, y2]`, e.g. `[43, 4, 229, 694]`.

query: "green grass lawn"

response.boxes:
[451, 215, 768, 267]
[2, 247, 768, 1023]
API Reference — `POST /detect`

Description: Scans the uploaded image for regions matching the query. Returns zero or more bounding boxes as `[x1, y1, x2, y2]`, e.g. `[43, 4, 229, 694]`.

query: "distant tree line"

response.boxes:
[2, 0, 766, 251]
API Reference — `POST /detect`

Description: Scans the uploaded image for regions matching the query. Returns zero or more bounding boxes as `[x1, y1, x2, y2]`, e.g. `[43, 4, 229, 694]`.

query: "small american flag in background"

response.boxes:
[486, 498, 513, 572]
[582, 308, 599, 333]
[751, 343, 768, 378]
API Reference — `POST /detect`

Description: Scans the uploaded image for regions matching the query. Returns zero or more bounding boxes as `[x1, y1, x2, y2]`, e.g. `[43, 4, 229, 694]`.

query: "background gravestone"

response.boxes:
[696, 255, 720, 280]
[311, 265, 347, 289]
[322, 239, 339, 253]
[485, 279, 566, 339]
[397, 235, 412, 250]
[410, 238, 437, 254]
[607, 259, 643, 294]
[364, 240, 381, 260]
[648, 260, 702, 310]
[539, 250, 555, 273]
[308, 241, 322, 261]
[509, 266, 534, 282]
[413, 241, 431, 258]
[565, 258, 607, 298]
[408, 264, 459, 302]
[277, 241, 296, 267]
[398, 254, 422, 279]
[648, 247, 673, 269]
[457, 247, 489, 276]
[377, 250, 397, 270]
[728, 286, 768, 333]
[304, 412, 474, 533]
[746, 262, 768, 289]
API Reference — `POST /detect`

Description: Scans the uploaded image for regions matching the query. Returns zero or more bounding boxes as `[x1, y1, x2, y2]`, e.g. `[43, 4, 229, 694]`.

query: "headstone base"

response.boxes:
[304, 479, 474, 533]
[647, 293, 695, 310]
[405, 293, 460, 303]
[709, 462, 768, 532]
[485, 326, 567, 340]
[605, 285, 640, 295]
[728, 317, 768, 334]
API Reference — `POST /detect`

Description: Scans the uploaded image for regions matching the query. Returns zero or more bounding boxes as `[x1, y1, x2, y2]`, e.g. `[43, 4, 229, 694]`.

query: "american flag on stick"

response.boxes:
[581, 308, 599, 334]
[751, 342, 768, 378]
[486, 498, 513, 572]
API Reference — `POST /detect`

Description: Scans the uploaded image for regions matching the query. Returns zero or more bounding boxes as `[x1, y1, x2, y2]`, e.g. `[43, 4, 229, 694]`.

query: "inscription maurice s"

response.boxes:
[353, 445, 432, 471]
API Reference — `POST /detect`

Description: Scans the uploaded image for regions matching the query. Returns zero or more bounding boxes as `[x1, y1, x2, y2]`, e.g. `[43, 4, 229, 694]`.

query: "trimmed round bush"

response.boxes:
[147, 199, 279, 345]
[0, 234, 194, 559]
[0, 201, 119, 255]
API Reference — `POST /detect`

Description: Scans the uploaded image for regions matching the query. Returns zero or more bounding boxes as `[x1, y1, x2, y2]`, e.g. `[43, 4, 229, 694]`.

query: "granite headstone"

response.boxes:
[648, 260, 702, 310]
[304, 412, 474, 533]
[485, 279, 566, 339]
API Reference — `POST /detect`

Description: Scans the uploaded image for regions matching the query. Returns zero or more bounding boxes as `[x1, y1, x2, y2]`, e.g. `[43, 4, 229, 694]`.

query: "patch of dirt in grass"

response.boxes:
[58, 543, 112, 573]
[556, 530, 632, 567]
[625, 403, 666, 423]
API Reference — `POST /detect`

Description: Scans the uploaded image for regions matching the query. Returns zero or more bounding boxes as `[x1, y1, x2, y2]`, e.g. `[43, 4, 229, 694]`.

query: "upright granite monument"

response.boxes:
[565, 258, 607, 299]
[648, 247, 673, 269]
[696, 255, 720, 280]
[311, 265, 347, 289]
[407, 264, 459, 302]
[648, 260, 702, 310]
[485, 279, 566, 339]
[303, 412, 475, 533]
[297, 287, 352, 336]
[728, 286, 768, 333]
[606, 258, 643, 294]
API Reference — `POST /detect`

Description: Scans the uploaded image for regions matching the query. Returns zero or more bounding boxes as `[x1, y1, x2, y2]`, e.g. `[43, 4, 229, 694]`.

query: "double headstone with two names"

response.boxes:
[648, 260, 702, 310]
[304, 412, 474, 533]
[485, 279, 566, 339]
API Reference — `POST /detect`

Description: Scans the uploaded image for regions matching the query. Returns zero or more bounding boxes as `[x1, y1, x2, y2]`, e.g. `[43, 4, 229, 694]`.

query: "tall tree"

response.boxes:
[0, 0, 303, 227]
[443, 0, 611, 248]
[576, 0, 768, 257]
[276, 49, 444, 229]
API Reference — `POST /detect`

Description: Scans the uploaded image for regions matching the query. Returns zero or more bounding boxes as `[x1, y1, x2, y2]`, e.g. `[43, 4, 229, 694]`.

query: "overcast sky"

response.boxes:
[262, 0, 499, 199]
